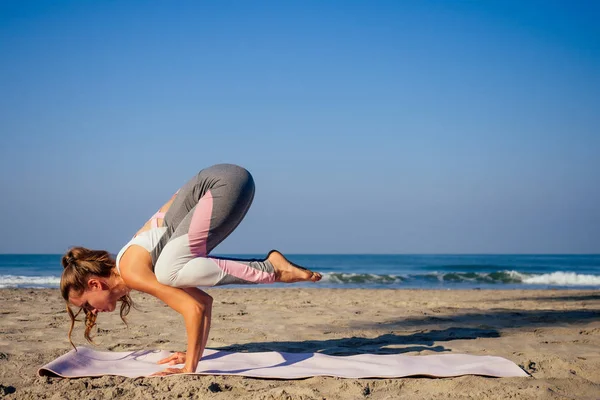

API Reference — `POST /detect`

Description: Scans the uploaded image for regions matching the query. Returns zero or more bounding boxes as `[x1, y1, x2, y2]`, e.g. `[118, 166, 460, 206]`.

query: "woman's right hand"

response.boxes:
[157, 351, 186, 366]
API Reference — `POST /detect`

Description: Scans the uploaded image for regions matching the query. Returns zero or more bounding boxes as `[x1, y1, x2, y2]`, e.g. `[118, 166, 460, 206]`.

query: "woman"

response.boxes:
[60, 163, 322, 376]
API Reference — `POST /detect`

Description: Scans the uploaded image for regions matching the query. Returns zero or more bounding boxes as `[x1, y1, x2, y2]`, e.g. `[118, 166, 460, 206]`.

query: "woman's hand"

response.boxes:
[152, 352, 193, 376]
[157, 351, 186, 366]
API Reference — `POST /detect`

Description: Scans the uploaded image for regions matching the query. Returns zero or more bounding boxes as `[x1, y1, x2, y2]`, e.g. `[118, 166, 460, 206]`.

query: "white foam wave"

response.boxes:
[522, 272, 600, 286]
[2, 271, 599, 288]
[0, 275, 61, 288]
[318, 270, 600, 286]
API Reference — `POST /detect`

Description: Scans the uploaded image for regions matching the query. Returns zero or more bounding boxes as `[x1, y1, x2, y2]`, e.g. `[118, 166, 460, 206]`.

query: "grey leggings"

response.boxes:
[152, 164, 276, 287]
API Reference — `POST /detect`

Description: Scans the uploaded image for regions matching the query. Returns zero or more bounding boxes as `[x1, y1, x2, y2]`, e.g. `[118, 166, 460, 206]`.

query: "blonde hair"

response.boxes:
[60, 246, 134, 351]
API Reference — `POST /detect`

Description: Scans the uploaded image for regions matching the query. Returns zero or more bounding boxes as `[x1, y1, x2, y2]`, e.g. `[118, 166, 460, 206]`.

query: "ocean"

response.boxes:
[1, 254, 599, 290]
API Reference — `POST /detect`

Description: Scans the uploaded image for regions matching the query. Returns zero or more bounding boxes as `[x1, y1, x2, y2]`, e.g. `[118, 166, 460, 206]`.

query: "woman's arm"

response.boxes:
[152, 288, 213, 373]
[182, 287, 213, 362]
[119, 251, 212, 374]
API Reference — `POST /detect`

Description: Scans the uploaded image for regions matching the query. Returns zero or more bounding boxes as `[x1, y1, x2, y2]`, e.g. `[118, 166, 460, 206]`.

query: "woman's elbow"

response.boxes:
[183, 303, 205, 319]
[196, 297, 213, 315]
[188, 300, 211, 316]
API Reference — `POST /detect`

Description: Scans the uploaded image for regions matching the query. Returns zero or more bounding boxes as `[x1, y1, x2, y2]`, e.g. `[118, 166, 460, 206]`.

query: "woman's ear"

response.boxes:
[87, 277, 106, 290]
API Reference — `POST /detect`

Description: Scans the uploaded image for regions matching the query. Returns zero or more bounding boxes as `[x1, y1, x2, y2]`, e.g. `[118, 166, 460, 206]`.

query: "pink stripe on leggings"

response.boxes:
[188, 190, 275, 284]
[188, 190, 214, 257]
[210, 258, 276, 284]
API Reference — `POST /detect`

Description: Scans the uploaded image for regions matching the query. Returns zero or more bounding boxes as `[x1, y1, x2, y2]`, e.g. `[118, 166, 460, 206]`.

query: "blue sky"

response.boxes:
[1, 0, 598, 254]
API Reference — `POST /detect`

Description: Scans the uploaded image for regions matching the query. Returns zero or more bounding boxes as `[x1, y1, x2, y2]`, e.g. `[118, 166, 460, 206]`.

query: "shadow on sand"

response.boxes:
[216, 308, 599, 355]
[217, 327, 497, 355]
[507, 293, 600, 302]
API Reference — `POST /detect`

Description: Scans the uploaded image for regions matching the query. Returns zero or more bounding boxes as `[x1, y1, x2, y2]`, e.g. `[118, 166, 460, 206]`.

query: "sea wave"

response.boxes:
[521, 271, 600, 285]
[1, 270, 600, 288]
[321, 273, 406, 284]
[0, 275, 61, 288]
[320, 270, 600, 286]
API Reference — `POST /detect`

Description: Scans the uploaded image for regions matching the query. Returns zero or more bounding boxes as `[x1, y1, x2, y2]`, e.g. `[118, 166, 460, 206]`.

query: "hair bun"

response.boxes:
[61, 251, 77, 268]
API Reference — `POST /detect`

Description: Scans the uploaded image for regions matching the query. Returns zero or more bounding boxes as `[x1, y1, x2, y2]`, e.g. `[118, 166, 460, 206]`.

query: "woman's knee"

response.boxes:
[154, 259, 176, 287]
[211, 164, 254, 188]
[155, 269, 173, 287]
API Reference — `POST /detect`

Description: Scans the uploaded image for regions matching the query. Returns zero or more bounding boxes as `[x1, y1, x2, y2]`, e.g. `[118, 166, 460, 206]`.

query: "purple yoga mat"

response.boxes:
[38, 347, 529, 379]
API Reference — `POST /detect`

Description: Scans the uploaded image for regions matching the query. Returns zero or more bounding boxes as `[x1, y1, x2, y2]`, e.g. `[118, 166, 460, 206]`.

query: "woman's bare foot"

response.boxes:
[267, 250, 322, 283]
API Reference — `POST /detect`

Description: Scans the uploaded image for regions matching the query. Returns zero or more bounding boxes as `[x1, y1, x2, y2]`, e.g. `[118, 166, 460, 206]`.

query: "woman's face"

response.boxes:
[69, 277, 117, 314]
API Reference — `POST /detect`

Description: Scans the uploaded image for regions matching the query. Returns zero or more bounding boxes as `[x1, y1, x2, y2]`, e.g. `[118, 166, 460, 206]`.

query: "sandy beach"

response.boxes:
[0, 288, 598, 399]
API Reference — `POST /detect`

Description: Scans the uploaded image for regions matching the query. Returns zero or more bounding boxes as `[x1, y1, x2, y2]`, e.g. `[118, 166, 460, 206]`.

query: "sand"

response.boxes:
[0, 288, 599, 399]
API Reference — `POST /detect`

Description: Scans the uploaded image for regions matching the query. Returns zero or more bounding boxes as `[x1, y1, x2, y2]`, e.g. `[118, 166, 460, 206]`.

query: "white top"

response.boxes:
[115, 227, 167, 274]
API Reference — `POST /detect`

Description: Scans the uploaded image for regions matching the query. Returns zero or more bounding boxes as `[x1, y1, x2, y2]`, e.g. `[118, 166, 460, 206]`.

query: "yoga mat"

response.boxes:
[38, 347, 528, 379]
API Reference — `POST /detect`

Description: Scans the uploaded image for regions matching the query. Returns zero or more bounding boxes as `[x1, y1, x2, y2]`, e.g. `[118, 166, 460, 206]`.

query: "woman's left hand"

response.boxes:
[151, 367, 193, 376]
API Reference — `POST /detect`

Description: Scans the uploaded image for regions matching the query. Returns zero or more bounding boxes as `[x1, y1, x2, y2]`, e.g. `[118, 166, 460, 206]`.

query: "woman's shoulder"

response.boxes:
[115, 235, 152, 272]
[115, 227, 168, 271]
[117, 244, 154, 289]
